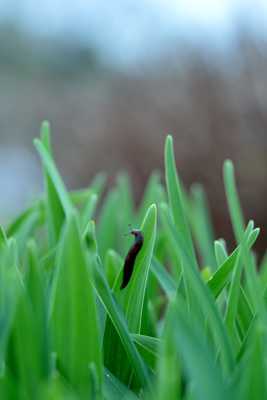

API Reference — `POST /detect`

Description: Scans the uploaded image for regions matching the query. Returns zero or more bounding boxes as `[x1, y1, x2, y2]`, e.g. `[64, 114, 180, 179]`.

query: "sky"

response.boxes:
[0, 0, 266, 65]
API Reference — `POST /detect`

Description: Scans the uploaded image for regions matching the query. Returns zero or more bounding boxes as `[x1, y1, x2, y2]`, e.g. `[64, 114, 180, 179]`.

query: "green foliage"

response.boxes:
[1, 124, 266, 399]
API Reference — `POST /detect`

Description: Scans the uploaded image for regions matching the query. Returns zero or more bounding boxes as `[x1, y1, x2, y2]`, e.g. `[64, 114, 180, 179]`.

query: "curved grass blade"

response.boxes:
[122, 204, 157, 333]
[207, 223, 258, 298]
[103, 205, 157, 385]
[93, 260, 151, 389]
[225, 224, 260, 340]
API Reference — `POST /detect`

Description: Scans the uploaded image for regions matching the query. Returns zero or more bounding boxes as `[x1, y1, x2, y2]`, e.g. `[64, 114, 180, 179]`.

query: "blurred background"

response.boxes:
[0, 0, 267, 254]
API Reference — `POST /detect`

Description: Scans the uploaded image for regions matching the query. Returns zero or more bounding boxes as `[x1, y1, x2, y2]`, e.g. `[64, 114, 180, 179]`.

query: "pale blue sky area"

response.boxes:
[0, 0, 266, 65]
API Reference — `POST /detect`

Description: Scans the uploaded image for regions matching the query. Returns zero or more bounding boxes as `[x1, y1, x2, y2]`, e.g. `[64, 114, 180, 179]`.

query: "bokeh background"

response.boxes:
[0, 0, 267, 255]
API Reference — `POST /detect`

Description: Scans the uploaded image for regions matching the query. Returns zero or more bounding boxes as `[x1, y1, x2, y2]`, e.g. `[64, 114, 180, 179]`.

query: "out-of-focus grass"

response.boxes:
[0, 121, 266, 399]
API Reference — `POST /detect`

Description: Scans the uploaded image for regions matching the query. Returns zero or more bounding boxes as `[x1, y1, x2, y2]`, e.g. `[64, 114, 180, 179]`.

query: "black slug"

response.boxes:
[120, 229, 144, 290]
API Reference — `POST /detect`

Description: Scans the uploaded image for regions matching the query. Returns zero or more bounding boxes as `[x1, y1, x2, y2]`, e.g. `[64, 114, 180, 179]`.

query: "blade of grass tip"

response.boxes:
[223, 160, 245, 243]
[104, 204, 157, 386]
[164, 135, 198, 269]
[85, 221, 149, 385]
[223, 160, 262, 311]
[190, 183, 217, 269]
[39, 121, 65, 245]
[224, 222, 256, 343]
[81, 192, 98, 231]
[137, 172, 164, 223]
[34, 122, 73, 244]
[12, 210, 40, 256]
[214, 240, 228, 267]
[208, 222, 256, 299]
[5, 238, 19, 271]
[121, 204, 157, 334]
[69, 187, 94, 205]
[6, 202, 42, 238]
[0, 226, 7, 247]
[96, 188, 120, 259]
[90, 172, 107, 196]
[117, 173, 134, 224]
[50, 212, 103, 397]
[116, 173, 135, 254]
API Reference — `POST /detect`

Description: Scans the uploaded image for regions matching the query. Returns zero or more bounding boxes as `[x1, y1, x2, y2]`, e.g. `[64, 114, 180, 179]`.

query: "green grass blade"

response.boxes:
[93, 260, 151, 389]
[151, 258, 176, 300]
[159, 204, 234, 373]
[214, 239, 228, 266]
[137, 172, 165, 223]
[34, 123, 73, 244]
[0, 226, 7, 247]
[223, 160, 245, 243]
[104, 369, 139, 400]
[190, 183, 217, 269]
[122, 204, 157, 333]
[132, 334, 159, 354]
[50, 213, 103, 396]
[208, 223, 258, 298]
[105, 249, 123, 289]
[97, 188, 119, 259]
[237, 323, 267, 400]
[169, 299, 233, 400]
[224, 224, 257, 340]
[103, 204, 157, 385]
[81, 192, 98, 231]
[156, 316, 182, 400]
[223, 160, 262, 311]
[164, 135, 197, 269]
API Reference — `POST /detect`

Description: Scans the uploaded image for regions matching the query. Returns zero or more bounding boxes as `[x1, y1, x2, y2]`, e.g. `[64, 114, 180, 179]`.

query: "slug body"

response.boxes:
[120, 229, 144, 289]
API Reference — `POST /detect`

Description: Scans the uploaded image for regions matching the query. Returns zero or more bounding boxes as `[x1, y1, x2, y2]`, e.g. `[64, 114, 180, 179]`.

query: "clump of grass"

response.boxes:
[0, 121, 266, 399]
